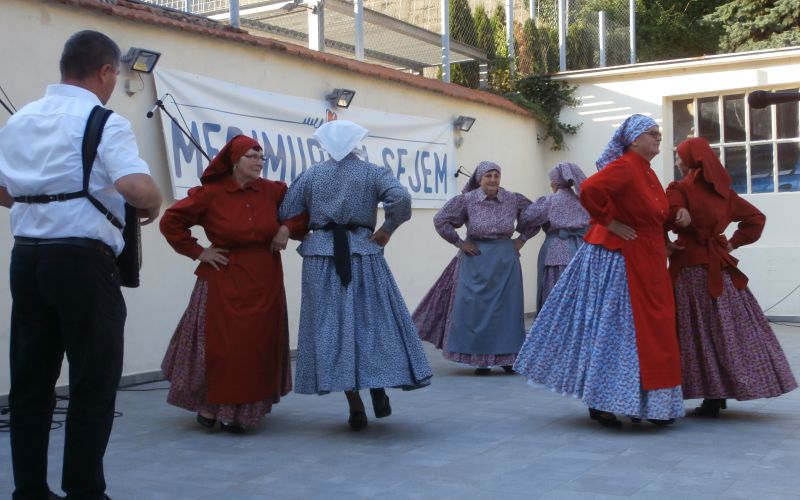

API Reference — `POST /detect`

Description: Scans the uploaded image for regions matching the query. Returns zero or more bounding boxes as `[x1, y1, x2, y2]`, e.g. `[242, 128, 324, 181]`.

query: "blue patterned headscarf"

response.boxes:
[548, 162, 587, 194]
[595, 114, 658, 171]
[462, 161, 501, 193]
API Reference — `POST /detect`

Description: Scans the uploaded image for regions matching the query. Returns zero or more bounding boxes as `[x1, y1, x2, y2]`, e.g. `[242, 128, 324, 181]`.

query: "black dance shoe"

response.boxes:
[47, 491, 65, 500]
[369, 388, 392, 418]
[196, 413, 216, 429]
[501, 365, 515, 374]
[693, 398, 727, 418]
[588, 408, 622, 428]
[646, 418, 676, 426]
[220, 421, 246, 434]
[348, 411, 368, 431]
[474, 367, 491, 376]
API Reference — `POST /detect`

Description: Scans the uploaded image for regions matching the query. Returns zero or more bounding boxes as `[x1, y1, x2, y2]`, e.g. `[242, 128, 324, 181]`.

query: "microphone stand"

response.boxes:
[149, 99, 211, 162]
[454, 165, 473, 178]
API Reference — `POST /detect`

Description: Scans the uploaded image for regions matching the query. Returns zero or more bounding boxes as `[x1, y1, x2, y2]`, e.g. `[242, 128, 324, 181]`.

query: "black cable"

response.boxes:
[762, 283, 800, 314]
[166, 93, 194, 137]
[0, 380, 168, 432]
[0, 82, 17, 113]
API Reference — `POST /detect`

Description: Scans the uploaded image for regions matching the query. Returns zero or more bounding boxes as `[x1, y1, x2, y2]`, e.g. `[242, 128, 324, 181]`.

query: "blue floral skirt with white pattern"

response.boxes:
[294, 254, 433, 395]
[513, 243, 685, 420]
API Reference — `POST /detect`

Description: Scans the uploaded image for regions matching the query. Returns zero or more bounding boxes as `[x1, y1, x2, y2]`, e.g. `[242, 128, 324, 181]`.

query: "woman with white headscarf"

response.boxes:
[514, 114, 692, 428]
[279, 120, 432, 432]
[413, 161, 537, 375]
[520, 162, 590, 310]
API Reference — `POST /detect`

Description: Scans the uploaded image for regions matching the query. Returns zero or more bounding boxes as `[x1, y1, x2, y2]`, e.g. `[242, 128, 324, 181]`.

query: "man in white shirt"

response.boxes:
[0, 30, 162, 500]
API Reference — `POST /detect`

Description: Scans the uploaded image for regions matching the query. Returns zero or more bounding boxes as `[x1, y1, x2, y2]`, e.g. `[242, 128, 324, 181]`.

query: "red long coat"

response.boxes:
[666, 169, 765, 298]
[161, 176, 308, 404]
[580, 150, 682, 390]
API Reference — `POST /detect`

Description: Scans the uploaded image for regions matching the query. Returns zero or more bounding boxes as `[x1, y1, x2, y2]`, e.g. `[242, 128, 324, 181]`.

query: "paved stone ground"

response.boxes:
[3, 323, 800, 499]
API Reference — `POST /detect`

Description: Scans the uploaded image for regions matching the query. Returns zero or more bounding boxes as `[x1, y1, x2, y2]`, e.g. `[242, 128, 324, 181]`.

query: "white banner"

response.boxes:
[152, 69, 457, 208]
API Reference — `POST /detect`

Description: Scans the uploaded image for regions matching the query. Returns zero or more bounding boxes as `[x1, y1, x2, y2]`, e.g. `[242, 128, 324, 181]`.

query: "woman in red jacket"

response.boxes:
[160, 135, 307, 433]
[667, 137, 796, 417]
[514, 114, 690, 428]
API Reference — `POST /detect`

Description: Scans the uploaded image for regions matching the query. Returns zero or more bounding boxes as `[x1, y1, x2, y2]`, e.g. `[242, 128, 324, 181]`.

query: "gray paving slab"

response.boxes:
[2, 324, 800, 499]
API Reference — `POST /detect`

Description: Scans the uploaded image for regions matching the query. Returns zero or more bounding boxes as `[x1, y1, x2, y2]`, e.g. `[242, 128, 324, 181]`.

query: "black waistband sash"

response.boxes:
[317, 222, 374, 287]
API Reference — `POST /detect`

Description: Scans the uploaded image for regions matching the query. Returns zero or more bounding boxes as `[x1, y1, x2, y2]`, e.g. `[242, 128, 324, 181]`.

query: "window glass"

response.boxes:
[749, 105, 772, 141]
[777, 89, 799, 139]
[750, 144, 774, 193]
[698, 97, 720, 144]
[723, 94, 746, 142]
[724, 146, 747, 194]
[778, 142, 800, 192]
[672, 99, 695, 147]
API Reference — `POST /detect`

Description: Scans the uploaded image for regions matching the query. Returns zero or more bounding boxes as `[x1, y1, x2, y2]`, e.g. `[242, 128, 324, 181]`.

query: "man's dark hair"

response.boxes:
[59, 30, 121, 81]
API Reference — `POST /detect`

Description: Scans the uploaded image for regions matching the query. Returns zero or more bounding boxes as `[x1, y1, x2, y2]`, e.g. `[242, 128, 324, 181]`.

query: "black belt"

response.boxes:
[13, 191, 85, 204]
[14, 236, 114, 258]
[316, 223, 374, 287]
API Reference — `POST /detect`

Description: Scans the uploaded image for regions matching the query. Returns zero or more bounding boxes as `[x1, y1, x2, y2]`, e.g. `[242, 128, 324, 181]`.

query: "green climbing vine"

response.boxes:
[503, 74, 581, 151]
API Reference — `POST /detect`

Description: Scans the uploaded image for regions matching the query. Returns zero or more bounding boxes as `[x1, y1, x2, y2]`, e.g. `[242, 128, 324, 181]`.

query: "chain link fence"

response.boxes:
[140, 0, 632, 90]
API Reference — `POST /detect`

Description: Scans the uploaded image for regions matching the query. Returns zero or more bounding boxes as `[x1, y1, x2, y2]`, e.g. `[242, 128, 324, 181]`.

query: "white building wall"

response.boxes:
[547, 51, 800, 319]
[0, 0, 547, 395]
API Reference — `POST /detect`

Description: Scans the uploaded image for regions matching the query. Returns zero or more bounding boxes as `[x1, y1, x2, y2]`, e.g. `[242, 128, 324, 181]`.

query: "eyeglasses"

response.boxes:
[643, 130, 662, 139]
[241, 153, 266, 161]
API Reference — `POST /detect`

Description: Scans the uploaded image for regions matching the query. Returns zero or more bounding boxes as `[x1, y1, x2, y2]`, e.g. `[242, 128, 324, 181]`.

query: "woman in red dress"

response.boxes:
[160, 135, 307, 432]
[667, 137, 796, 417]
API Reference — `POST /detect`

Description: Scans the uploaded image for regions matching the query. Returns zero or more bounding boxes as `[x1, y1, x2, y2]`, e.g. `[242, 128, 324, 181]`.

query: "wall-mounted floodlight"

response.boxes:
[326, 88, 356, 108]
[453, 115, 476, 132]
[122, 47, 161, 74]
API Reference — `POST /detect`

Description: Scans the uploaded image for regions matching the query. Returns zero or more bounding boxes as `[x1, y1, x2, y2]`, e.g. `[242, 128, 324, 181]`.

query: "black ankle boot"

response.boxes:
[588, 408, 622, 428]
[348, 411, 368, 431]
[369, 388, 392, 418]
[693, 398, 726, 418]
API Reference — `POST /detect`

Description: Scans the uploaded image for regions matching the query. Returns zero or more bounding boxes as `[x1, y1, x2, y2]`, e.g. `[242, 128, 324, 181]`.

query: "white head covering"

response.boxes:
[313, 120, 369, 162]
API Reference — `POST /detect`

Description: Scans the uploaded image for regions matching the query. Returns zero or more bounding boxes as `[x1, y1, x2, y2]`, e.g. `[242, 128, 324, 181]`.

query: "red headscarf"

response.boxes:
[677, 137, 732, 199]
[200, 135, 261, 185]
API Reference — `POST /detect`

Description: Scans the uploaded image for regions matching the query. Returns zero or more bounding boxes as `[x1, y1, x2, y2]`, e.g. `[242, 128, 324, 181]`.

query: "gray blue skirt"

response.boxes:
[446, 239, 526, 356]
[294, 253, 433, 395]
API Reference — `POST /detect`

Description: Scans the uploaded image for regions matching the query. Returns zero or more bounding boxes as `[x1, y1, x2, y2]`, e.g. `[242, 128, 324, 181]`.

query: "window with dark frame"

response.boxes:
[671, 89, 800, 194]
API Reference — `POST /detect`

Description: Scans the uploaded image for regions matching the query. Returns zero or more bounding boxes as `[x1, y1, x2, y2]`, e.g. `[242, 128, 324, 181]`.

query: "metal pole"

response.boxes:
[506, 0, 515, 75]
[558, 0, 566, 71]
[441, 0, 450, 83]
[529, 0, 536, 20]
[308, 1, 325, 52]
[354, 0, 364, 60]
[629, 0, 636, 64]
[230, 0, 239, 29]
[598, 11, 606, 67]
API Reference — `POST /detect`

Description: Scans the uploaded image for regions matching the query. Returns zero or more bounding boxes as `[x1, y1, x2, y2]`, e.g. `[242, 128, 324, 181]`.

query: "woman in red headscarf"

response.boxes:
[668, 137, 797, 417]
[160, 135, 308, 432]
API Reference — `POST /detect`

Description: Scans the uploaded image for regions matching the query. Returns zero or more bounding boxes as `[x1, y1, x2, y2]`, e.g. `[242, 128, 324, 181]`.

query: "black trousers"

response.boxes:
[9, 243, 126, 500]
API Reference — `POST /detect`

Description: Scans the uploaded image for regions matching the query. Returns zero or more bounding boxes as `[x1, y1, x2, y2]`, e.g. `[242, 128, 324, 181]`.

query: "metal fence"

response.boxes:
[139, 0, 633, 90]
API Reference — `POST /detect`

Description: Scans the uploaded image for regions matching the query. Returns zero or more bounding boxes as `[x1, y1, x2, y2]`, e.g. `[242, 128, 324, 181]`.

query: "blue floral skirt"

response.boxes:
[294, 254, 433, 395]
[513, 243, 685, 420]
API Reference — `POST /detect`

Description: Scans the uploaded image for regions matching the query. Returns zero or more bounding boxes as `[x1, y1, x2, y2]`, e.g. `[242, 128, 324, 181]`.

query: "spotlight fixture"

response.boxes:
[121, 47, 161, 74]
[453, 115, 476, 132]
[326, 88, 356, 109]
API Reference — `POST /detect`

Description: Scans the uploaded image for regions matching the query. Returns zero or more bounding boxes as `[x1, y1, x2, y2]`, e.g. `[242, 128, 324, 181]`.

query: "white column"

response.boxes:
[558, 0, 566, 71]
[441, 0, 450, 83]
[629, 0, 636, 64]
[506, 0, 515, 75]
[598, 11, 606, 67]
[529, 0, 536, 20]
[308, 0, 325, 52]
[185, 0, 192, 13]
[354, 0, 364, 60]
[229, 0, 239, 29]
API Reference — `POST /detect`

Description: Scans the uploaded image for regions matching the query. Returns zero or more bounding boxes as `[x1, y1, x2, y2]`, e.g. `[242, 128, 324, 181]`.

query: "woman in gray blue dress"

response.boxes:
[279, 120, 432, 431]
